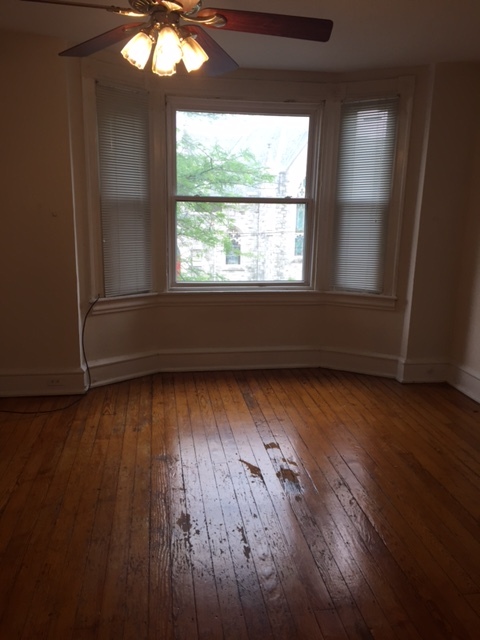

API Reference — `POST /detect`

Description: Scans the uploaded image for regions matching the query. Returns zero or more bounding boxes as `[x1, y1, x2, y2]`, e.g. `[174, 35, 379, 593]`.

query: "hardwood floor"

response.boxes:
[1, 368, 480, 639]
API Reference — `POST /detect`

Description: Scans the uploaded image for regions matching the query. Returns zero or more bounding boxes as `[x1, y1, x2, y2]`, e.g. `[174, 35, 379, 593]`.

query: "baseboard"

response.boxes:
[0, 368, 87, 397]
[396, 358, 450, 383]
[4, 351, 477, 404]
[448, 364, 480, 404]
[317, 347, 398, 378]
[87, 346, 399, 388]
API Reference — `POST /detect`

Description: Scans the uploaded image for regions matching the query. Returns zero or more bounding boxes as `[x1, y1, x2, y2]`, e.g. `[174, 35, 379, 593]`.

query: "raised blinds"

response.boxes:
[96, 83, 152, 297]
[332, 97, 399, 294]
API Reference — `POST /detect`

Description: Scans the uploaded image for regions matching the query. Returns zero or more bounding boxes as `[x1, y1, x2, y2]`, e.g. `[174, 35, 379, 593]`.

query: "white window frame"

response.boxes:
[165, 97, 322, 292]
[79, 59, 413, 311]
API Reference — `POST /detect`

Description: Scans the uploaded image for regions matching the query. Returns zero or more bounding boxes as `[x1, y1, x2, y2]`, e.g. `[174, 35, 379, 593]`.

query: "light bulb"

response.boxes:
[121, 32, 153, 70]
[156, 26, 182, 64]
[180, 36, 209, 72]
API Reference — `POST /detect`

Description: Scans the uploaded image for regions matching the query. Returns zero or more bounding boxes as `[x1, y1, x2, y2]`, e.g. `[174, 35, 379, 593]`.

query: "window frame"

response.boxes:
[80, 60, 413, 311]
[165, 97, 323, 292]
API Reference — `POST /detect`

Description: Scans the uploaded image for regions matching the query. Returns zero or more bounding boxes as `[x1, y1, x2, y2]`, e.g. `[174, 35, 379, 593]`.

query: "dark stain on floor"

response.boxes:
[239, 459, 264, 482]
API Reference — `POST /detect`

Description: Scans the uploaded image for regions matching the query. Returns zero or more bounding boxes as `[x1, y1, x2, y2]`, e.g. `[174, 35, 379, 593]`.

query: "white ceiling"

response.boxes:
[1, 0, 480, 72]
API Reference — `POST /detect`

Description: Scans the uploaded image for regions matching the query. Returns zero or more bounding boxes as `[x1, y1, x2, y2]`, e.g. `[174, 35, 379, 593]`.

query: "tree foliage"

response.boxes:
[176, 129, 274, 281]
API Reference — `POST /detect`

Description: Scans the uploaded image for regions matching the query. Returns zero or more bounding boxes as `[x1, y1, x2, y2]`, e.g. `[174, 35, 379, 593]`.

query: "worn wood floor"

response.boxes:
[1, 368, 480, 639]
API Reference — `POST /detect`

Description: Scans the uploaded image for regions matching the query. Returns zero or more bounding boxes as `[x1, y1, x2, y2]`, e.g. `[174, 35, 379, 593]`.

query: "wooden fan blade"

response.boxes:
[183, 25, 238, 76]
[20, 0, 143, 15]
[196, 9, 333, 42]
[59, 22, 144, 56]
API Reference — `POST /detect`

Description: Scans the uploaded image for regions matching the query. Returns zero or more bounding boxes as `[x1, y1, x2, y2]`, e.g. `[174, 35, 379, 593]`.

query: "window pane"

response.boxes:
[176, 203, 305, 283]
[176, 111, 310, 198]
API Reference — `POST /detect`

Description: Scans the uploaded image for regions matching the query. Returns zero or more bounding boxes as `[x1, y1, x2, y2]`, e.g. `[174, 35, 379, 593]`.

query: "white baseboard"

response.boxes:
[0, 369, 87, 397]
[448, 364, 480, 404]
[396, 358, 450, 383]
[87, 346, 399, 388]
[3, 351, 479, 406]
[317, 347, 398, 378]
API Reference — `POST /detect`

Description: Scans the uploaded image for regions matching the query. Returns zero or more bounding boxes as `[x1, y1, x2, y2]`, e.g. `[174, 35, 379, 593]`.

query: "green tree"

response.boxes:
[176, 129, 274, 282]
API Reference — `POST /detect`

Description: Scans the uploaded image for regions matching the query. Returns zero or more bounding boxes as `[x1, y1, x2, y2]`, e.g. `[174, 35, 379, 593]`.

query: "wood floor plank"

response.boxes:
[174, 372, 227, 639]
[122, 376, 153, 640]
[19, 387, 108, 640]
[47, 390, 118, 640]
[337, 371, 480, 594]
[1, 368, 479, 640]
[200, 371, 276, 640]
[235, 371, 355, 640]
[217, 372, 327, 639]
[262, 369, 411, 640]
[95, 379, 142, 640]
[165, 373, 198, 640]
[73, 381, 129, 639]
[1, 393, 97, 640]
[148, 374, 174, 640]
[186, 373, 250, 640]
[303, 369, 480, 638]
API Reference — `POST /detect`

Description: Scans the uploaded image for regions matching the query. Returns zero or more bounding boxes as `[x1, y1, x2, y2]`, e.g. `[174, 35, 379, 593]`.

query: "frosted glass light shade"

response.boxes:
[152, 26, 183, 76]
[121, 32, 153, 69]
[180, 36, 209, 72]
[156, 26, 182, 64]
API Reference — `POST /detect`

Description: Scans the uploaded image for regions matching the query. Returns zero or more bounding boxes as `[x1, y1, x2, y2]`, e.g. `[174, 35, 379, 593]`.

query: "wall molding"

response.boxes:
[448, 364, 480, 404]
[396, 357, 450, 383]
[2, 352, 479, 406]
[87, 346, 399, 388]
[0, 369, 87, 397]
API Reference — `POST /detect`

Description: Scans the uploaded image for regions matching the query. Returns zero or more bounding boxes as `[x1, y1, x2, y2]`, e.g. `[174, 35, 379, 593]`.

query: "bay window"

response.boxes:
[89, 74, 411, 304]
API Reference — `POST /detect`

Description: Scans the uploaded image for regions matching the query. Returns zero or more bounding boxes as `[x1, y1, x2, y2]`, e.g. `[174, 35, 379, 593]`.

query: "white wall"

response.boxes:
[398, 63, 480, 399]
[0, 31, 84, 395]
[451, 71, 480, 401]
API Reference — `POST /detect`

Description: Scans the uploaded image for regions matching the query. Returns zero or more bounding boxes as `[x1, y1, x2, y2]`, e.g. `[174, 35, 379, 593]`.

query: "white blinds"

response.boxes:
[332, 97, 399, 294]
[96, 83, 152, 297]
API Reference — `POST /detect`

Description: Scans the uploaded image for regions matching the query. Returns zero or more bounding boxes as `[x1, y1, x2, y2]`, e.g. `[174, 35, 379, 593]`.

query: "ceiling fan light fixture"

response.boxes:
[151, 27, 182, 76]
[180, 35, 209, 72]
[121, 31, 154, 69]
[151, 50, 177, 76]
[41, 1, 333, 80]
[155, 25, 183, 63]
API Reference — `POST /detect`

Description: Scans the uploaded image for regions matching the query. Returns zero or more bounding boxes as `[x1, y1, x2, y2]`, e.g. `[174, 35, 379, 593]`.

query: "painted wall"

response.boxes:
[451, 74, 480, 400]
[0, 31, 83, 395]
[1, 29, 480, 403]
[397, 63, 480, 399]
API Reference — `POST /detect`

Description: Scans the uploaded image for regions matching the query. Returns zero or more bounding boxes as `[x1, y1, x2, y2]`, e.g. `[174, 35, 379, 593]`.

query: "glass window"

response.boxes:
[174, 109, 311, 286]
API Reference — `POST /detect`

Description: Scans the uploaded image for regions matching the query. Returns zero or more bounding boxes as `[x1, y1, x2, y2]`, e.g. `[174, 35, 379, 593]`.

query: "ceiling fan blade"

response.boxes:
[183, 25, 238, 76]
[20, 0, 146, 16]
[59, 22, 144, 56]
[196, 9, 333, 42]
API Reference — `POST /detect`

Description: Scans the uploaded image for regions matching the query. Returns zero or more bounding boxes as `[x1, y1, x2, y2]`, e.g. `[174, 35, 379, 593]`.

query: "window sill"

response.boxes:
[90, 289, 397, 314]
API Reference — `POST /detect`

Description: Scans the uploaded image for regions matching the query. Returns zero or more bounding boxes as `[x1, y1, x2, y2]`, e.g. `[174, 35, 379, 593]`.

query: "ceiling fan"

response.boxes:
[21, 0, 333, 77]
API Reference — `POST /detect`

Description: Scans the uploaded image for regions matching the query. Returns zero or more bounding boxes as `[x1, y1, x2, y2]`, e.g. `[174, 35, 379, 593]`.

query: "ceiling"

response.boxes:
[1, 0, 480, 73]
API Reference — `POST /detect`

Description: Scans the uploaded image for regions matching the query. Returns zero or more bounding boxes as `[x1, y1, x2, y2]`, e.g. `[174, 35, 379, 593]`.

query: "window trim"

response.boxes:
[165, 97, 323, 291]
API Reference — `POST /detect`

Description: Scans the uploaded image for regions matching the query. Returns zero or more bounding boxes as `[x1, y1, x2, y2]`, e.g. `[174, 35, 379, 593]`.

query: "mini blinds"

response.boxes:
[332, 97, 399, 294]
[96, 83, 152, 297]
